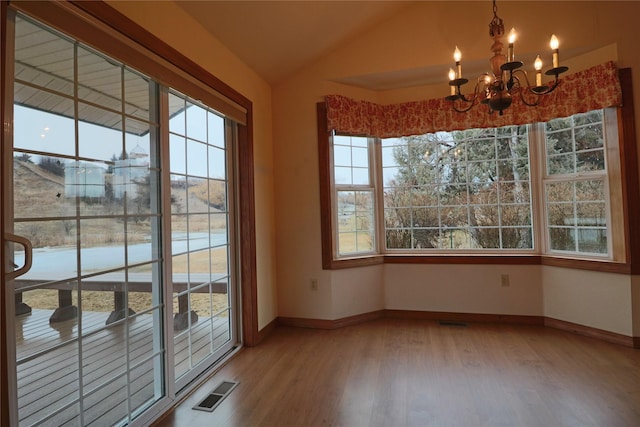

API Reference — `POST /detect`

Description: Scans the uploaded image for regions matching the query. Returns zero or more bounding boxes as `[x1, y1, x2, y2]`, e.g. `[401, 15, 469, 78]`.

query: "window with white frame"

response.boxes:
[381, 126, 532, 250]
[329, 109, 618, 259]
[543, 110, 609, 255]
[333, 135, 376, 256]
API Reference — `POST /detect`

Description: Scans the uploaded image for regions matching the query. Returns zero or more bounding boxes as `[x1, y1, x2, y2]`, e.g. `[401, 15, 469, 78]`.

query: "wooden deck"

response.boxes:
[15, 309, 230, 426]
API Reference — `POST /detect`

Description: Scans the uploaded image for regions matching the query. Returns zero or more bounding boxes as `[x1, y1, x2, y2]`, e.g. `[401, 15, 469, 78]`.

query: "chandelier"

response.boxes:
[446, 0, 568, 115]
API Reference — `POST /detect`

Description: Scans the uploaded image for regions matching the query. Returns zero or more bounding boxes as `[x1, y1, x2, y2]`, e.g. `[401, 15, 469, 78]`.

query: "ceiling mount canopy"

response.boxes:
[446, 0, 568, 115]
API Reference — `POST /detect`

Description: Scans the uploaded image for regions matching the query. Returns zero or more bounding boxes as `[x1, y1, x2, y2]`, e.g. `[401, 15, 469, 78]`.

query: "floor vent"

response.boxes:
[193, 381, 238, 412]
[438, 320, 468, 327]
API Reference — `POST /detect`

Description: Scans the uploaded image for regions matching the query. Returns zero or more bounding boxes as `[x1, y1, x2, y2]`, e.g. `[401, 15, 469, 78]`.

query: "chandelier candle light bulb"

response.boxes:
[550, 34, 559, 68]
[534, 55, 543, 86]
[507, 28, 516, 62]
[454, 46, 462, 78]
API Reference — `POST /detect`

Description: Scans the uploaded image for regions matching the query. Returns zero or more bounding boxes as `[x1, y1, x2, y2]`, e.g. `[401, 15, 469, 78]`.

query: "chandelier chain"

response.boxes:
[489, 0, 504, 38]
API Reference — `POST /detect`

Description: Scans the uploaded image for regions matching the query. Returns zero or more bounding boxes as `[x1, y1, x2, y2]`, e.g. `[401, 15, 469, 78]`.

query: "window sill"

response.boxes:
[540, 255, 630, 274]
[326, 253, 631, 273]
[324, 255, 384, 270]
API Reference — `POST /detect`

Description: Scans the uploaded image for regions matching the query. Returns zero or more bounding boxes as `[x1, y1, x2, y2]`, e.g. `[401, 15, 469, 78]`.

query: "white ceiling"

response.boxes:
[175, 1, 411, 86]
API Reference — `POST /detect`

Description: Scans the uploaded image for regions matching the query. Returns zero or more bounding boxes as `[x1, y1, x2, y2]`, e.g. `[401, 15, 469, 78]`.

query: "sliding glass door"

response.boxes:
[3, 11, 239, 426]
[167, 91, 238, 390]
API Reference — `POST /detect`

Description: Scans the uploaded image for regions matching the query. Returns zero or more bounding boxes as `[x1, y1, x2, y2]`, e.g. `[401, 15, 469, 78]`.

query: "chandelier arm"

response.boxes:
[528, 74, 562, 96]
[458, 93, 475, 103]
[452, 97, 479, 113]
[451, 89, 478, 113]
[458, 79, 485, 103]
[519, 90, 542, 107]
[510, 69, 532, 88]
[510, 70, 542, 107]
[447, 78, 486, 111]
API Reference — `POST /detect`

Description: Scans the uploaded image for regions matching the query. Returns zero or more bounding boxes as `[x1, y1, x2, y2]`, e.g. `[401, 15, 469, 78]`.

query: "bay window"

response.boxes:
[318, 62, 636, 271]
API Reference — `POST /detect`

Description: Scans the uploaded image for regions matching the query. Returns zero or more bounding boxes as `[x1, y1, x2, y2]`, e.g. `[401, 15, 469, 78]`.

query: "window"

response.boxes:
[543, 110, 609, 255]
[333, 135, 376, 256]
[321, 104, 630, 268]
[381, 126, 532, 250]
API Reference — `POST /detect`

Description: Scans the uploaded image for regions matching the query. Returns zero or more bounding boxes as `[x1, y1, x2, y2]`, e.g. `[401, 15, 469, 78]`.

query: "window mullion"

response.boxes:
[530, 122, 546, 255]
[372, 137, 383, 255]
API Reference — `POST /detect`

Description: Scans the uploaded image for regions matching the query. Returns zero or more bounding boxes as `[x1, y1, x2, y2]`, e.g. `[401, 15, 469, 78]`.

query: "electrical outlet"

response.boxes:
[310, 278, 319, 291]
[501, 274, 510, 287]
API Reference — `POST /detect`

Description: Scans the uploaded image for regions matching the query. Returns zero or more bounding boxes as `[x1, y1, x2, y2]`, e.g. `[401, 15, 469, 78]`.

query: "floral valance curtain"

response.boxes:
[325, 61, 622, 138]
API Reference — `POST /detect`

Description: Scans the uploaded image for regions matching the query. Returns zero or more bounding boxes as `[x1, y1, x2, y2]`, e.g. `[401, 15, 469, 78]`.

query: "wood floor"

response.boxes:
[155, 318, 640, 427]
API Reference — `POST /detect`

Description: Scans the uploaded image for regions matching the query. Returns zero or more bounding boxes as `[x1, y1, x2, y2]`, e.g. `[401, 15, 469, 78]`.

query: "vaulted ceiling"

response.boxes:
[175, 1, 411, 86]
[173, 1, 603, 92]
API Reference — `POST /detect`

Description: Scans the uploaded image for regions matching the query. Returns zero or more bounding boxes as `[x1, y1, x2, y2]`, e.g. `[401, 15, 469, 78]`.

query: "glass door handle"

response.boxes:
[4, 233, 33, 280]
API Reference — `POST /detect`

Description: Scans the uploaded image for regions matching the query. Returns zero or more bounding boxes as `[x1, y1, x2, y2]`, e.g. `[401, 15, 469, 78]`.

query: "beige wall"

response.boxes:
[385, 265, 542, 316]
[106, 1, 278, 330]
[542, 266, 633, 336]
[107, 1, 640, 337]
[274, 1, 640, 335]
